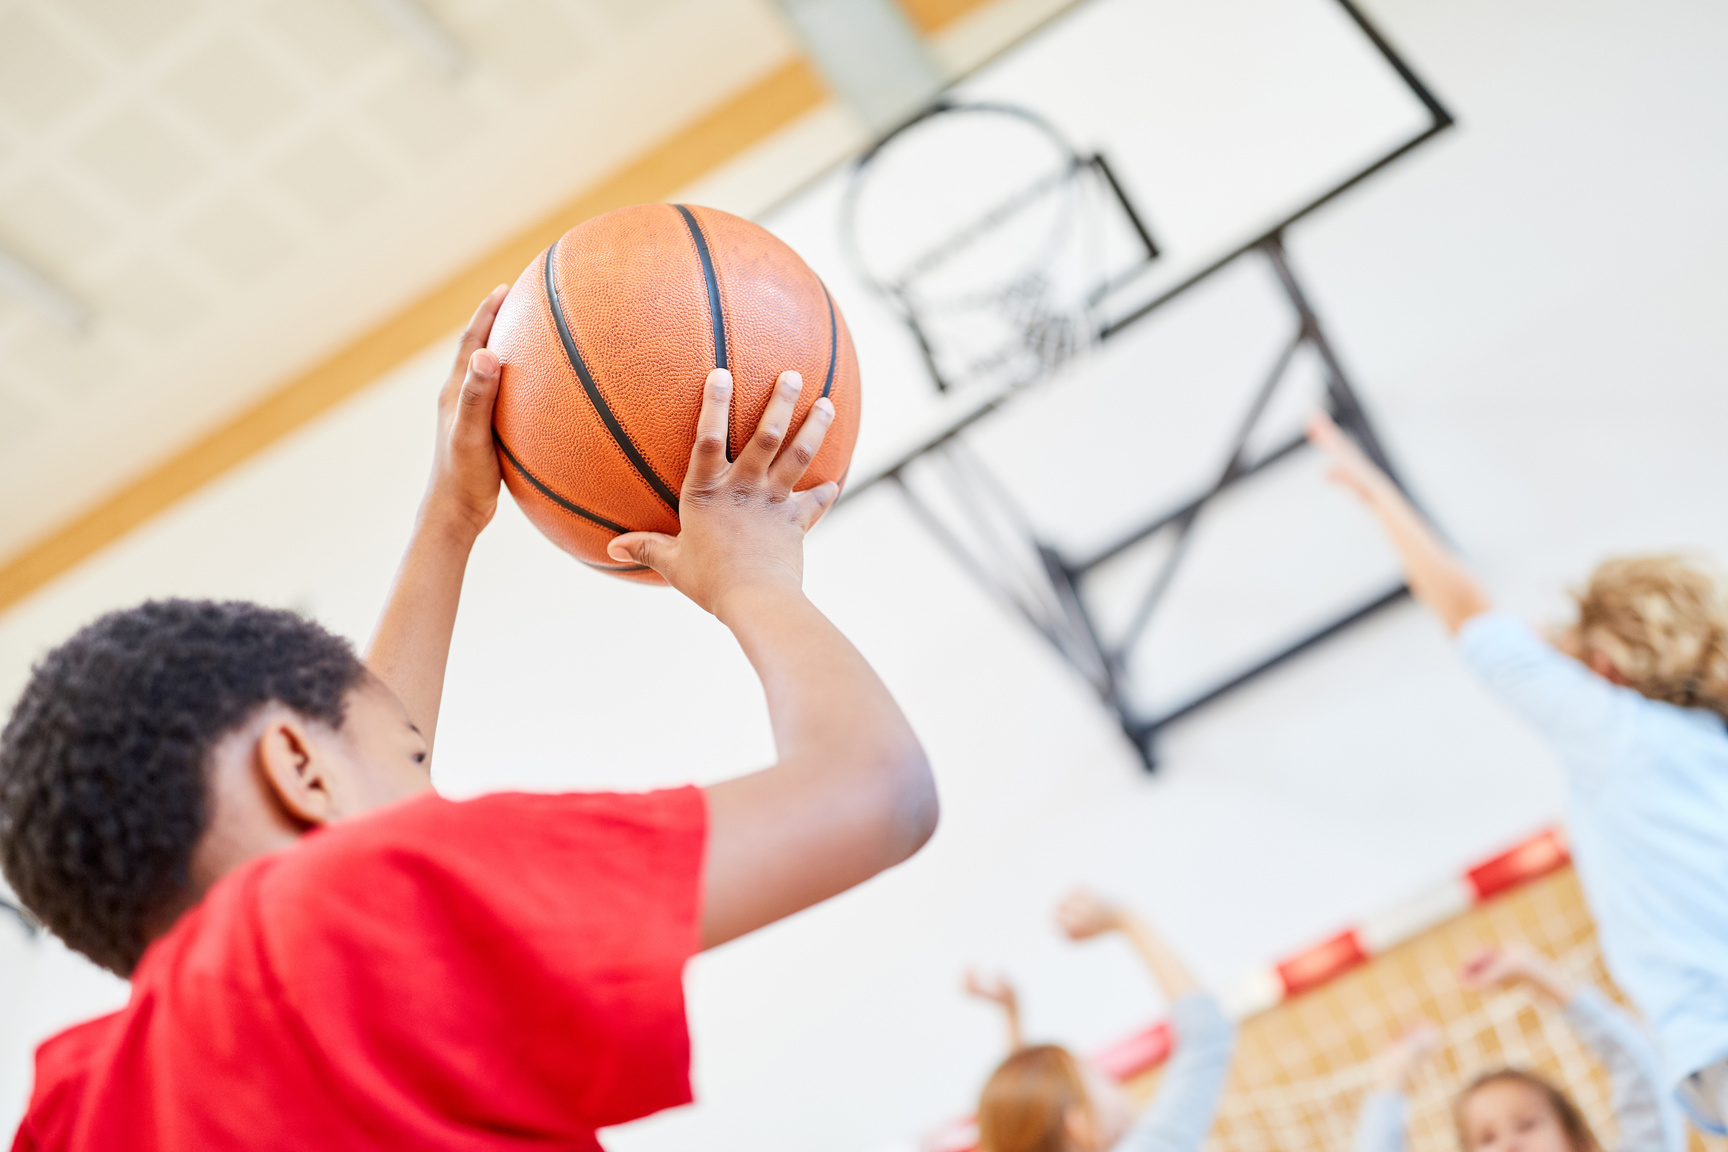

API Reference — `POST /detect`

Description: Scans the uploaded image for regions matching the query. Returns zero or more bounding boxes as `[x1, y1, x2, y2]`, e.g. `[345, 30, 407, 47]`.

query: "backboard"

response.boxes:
[759, 0, 1452, 764]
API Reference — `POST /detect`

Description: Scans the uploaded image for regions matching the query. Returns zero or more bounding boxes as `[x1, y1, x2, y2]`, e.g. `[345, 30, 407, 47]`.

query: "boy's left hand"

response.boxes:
[423, 285, 510, 541]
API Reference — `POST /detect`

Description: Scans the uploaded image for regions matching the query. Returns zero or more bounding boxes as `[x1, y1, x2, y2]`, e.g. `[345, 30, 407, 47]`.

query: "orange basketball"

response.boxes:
[489, 203, 861, 582]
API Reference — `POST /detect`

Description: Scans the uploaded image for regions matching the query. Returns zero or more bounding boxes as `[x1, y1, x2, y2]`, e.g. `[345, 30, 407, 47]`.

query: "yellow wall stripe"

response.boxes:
[0, 58, 827, 615]
[898, 0, 993, 34]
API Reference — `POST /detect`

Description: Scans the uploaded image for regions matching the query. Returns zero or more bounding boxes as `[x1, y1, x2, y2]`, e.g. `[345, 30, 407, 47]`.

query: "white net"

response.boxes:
[843, 104, 1143, 395]
[1123, 868, 1725, 1152]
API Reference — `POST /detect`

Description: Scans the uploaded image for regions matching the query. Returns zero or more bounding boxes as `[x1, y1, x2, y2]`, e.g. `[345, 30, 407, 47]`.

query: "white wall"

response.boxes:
[3, 1, 1728, 1150]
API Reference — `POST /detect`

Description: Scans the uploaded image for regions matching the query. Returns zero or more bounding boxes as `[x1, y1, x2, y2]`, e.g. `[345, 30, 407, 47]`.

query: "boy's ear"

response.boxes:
[255, 716, 339, 827]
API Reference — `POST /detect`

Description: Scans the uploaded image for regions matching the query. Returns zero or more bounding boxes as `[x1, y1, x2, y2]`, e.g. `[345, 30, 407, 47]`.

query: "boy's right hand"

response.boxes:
[1055, 888, 1125, 940]
[424, 285, 509, 541]
[607, 368, 838, 617]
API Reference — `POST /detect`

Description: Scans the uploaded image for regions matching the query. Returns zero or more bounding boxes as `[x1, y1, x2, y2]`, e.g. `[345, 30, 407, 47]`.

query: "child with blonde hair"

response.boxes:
[1309, 413, 1728, 1135]
[965, 890, 1236, 1152]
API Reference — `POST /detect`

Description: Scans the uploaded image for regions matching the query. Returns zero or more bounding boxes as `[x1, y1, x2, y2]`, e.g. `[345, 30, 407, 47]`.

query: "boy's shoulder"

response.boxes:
[261, 785, 707, 895]
[15, 786, 709, 1150]
[16, 1012, 124, 1151]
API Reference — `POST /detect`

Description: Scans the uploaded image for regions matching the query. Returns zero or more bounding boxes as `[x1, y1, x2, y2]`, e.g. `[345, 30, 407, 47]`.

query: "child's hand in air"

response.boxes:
[1374, 1023, 1440, 1092]
[608, 368, 838, 617]
[1305, 412, 1395, 506]
[424, 285, 510, 541]
[1055, 888, 1126, 941]
[1460, 945, 1573, 1001]
[964, 969, 1019, 1010]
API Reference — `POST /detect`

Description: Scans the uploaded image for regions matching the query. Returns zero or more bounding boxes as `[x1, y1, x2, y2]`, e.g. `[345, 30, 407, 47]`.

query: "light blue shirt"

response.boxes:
[1458, 611, 1728, 1092]
[1114, 993, 1236, 1152]
[1352, 987, 1684, 1152]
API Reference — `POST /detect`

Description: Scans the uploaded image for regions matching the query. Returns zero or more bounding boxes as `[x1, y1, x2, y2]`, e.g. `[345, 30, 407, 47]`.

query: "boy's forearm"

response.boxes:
[1360, 482, 1491, 634]
[719, 586, 922, 775]
[364, 505, 479, 751]
[699, 585, 935, 946]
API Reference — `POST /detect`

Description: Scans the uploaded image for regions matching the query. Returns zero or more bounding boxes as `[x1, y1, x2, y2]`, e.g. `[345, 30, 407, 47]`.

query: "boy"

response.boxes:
[1308, 412, 1728, 1134]
[0, 287, 937, 1150]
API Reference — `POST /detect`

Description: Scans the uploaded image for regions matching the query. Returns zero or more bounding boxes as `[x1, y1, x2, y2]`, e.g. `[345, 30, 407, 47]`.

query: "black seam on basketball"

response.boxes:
[542, 240, 681, 512]
[672, 204, 734, 461]
[820, 283, 838, 400]
[673, 204, 728, 371]
[495, 430, 631, 535]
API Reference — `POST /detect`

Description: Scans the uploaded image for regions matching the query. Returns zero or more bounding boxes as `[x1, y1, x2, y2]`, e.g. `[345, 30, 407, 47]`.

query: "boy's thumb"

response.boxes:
[607, 532, 669, 568]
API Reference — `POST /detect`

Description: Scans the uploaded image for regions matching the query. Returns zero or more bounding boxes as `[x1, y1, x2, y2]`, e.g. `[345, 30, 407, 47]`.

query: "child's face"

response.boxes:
[321, 677, 435, 816]
[1459, 1080, 1573, 1152]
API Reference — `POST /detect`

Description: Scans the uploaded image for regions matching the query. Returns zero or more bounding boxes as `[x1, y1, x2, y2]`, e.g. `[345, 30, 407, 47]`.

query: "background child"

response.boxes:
[966, 889, 1236, 1152]
[1354, 945, 1682, 1152]
[1309, 411, 1728, 1134]
[0, 289, 937, 1150]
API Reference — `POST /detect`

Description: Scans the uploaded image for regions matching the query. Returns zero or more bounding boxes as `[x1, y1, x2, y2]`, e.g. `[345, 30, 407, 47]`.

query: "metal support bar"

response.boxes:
[1130, 583, 1412, 742]
[1075, 432, 1308, 571]
[1112, 326, 1303, 654]
[862, 239, 1428, 770]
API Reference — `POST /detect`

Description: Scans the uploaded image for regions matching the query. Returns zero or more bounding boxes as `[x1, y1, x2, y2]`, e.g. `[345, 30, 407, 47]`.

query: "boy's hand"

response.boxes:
[1306, 412, 1395, 506]
[608, 368, 838, 616]
[964, 969, 1019, 1010]
[1460, 945, 1573, 1001]
[1375, 1023, 1441, 1092]
[423, 285, 509, 541]
[1055, 888, 1125, 941]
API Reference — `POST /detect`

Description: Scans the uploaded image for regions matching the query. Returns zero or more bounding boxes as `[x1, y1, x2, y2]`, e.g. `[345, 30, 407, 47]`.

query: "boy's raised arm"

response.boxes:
[365, 286, 510, 752]
[608, 368, 937, 948]
[1306, 413, 1491, 635]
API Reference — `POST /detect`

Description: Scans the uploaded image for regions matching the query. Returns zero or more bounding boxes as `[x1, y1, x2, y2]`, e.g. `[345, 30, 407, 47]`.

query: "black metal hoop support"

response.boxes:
[837, 0, 1454, 769]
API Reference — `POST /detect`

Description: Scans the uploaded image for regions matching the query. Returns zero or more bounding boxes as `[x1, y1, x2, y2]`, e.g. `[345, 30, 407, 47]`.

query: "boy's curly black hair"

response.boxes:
[0, 599, 366, 975]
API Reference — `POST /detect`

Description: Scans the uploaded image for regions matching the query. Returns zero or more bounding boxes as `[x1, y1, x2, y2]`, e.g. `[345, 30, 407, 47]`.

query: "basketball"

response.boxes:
[488, 203, 861, 582]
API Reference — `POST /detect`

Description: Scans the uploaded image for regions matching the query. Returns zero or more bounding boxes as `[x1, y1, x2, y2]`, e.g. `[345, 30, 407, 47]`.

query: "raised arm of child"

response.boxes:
[1463, 947, 1684, 1152]
[1308, 410, 1640, 777]
[1057, 890, 1236, 1152]
[365, 285, 511, 753]
[605, 365, 937, 948]
[1352, 1025, 1440, 1152]
[1305, 413, 1490, 634]
[966, 970, 1026, 1052]
[369, 290, 935, 951]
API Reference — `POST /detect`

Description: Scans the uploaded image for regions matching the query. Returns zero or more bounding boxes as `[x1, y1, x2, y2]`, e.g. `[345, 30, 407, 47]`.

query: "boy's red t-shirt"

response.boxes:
[12, 786, 707, 1151]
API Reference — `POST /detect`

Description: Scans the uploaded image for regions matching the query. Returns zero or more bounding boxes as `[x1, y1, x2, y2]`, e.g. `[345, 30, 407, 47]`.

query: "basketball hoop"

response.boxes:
[840, 102, 1158, 394]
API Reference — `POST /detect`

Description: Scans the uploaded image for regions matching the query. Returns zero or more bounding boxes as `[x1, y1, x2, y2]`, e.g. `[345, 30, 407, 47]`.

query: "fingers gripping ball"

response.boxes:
[489, 203, 862, 582]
